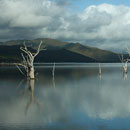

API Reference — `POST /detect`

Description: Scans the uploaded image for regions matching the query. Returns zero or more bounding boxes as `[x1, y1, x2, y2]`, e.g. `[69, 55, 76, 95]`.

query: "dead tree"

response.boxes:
[16, 41, 44, 79]
[98, 63, 102, 79]
[99, 63, 101, 75]
[118, 53, 128, 73]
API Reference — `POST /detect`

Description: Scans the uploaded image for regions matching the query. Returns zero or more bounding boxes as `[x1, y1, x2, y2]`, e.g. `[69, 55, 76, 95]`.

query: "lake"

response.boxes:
[0, 63, 130, 130]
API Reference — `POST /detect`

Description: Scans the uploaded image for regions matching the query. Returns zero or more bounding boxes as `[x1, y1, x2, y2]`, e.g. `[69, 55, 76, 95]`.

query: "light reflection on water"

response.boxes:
[0, 63, 130, 129]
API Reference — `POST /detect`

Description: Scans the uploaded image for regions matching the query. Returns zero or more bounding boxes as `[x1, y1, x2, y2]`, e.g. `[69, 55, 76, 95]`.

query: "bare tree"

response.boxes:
[16, 41, 44, 79]
[118, 53, 128, 73]
[98, 63, 102, 79]
[99, 63, 101, 75]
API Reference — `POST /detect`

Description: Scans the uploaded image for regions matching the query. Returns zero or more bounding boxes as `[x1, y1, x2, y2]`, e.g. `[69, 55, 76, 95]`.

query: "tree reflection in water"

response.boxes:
[52, 63, 56, 88]
[17, 79, 41, 115]
[25, 79, 41, 115]
[123, 73, 127, 80]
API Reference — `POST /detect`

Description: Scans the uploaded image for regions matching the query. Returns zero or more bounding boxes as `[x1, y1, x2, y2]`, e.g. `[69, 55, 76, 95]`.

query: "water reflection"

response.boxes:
[123, 73, 127, 80]
[0, 64, 130, 129]
[52, 63, 56, 88]
[24, 80, 41, 115]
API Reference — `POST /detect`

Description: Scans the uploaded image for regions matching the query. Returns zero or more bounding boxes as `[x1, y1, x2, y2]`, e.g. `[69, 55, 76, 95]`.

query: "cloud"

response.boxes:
[0, 0, 65, 40]
[0, 0, 130, 50]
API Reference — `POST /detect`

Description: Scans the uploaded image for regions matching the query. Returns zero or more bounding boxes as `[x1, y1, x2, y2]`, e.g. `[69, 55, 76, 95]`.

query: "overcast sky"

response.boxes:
[1, 0, 130, 51]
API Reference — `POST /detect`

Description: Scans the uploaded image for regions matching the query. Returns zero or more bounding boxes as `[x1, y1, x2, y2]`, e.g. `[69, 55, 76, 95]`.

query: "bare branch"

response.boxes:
[15, 62, 29, 73]
[118, 53, 124, 67]
[118, 54, 122, 63]
[15, 63, 26, 67]
[34, 41, 43, 57]
[20, 42, 34, 60]
[21, 53, 27, 65]
[126, 45, 130, 54]
[23, 42, 27, 50]
[20, 47, 33, 60]
[26, 55, 31, 65]
[15, 64, 26, 76]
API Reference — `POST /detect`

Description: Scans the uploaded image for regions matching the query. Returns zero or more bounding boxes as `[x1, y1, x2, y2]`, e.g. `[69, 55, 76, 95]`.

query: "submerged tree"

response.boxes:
[16, 41, 44, 79]
[98, 63, 101, 75]
[98, 63, 102, 79]
[118, 53, 129, 73]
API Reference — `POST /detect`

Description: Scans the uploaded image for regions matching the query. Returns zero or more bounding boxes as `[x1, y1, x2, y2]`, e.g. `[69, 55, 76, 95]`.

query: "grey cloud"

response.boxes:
[0, 0, 66, 41]
[54, 0, 71, 6]
[0, 1, 130, 50]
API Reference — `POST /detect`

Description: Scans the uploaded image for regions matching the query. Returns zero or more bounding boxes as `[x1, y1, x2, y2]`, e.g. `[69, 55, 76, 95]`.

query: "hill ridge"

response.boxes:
[0, 38, 125, 63]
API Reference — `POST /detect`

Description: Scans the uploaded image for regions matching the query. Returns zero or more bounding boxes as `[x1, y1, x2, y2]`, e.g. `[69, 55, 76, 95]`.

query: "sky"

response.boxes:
[1, 0, 130, 51]
[71, 0, 130, 10]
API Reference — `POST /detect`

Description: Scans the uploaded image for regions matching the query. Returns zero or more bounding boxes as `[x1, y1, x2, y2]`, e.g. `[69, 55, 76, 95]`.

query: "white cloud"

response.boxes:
[0, 0, 130, 50]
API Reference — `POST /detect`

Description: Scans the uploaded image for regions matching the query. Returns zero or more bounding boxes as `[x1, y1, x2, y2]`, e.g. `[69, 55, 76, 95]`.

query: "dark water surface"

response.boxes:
[0, 63, 130, 130]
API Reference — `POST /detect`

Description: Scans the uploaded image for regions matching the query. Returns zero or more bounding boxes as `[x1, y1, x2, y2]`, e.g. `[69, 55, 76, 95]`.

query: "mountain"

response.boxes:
[35, 49, 96, 62]
[0, 38, 125, 63]
[0, 45, 96, 63]
[0, 38, 68, 49]
[64, 43, 120, 62]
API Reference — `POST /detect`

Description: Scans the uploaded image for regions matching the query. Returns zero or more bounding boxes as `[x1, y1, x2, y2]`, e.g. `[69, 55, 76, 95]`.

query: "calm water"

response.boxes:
[0, 63, 130, 130]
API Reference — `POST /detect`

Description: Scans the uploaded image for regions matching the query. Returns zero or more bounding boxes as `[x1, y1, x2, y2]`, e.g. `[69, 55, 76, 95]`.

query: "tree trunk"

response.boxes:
[29, 66, 34, 79]
[123, 62, 127, 73]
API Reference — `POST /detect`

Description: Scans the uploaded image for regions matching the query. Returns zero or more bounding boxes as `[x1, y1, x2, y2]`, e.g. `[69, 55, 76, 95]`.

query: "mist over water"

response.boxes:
[0, 63, 130, 129]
